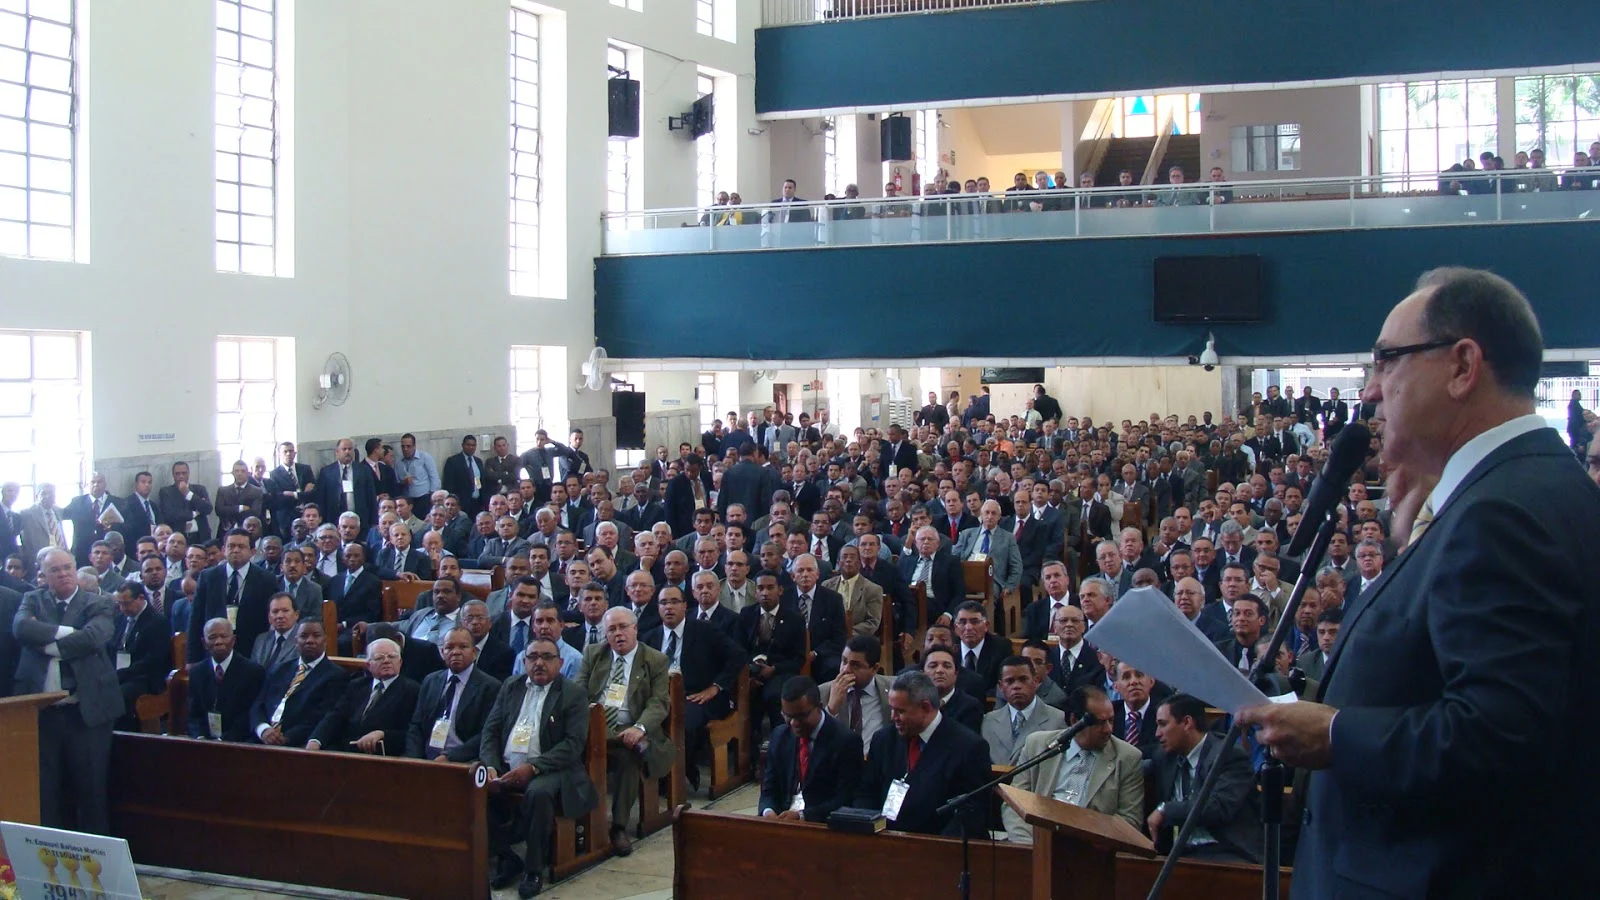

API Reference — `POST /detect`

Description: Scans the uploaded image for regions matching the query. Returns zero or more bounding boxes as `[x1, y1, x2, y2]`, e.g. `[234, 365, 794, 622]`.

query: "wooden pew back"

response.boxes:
[637, 671, 687, 836]
[551, 703, 612, 879]
[703, 667, 752, 799]
[107, 732, 488, 900]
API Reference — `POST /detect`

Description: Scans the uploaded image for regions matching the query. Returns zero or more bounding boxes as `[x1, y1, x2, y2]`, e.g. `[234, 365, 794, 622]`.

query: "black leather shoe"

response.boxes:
[490, 854, 524, 891]
[517, 873, 544, 898]
[611, 826, 634, 856]
[686, 765, 702, 792]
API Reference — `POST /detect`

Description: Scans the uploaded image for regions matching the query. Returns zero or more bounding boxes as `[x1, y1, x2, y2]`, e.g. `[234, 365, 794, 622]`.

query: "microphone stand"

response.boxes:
[937, 714, 1099, 900]
[1145, 510, 1340, 900]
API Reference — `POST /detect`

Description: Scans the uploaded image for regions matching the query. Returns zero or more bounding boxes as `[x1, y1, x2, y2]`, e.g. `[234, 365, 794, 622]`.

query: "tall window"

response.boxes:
[0, 330, 88, 506]
[215, 0, 281, 275]
[509, 5, 541, 295]
[1231, 123, 1301, 172]
[609, 0, 642, 11]
[0, 0, 78, 262]
[694, 71, 717, 204]
[1514, 73, 1600, 164]
[697, 372, 717, 429]
[695, 0, 714, 36]
[914, 109, 939, 191]
[1377, 79, 1497, 186]
[215, 337, 286, 474]
[823, 117, 840, 196]
[1110, 93, 1202, 139]
[605, 43, 638, 230]
[510, 345, 543, 453]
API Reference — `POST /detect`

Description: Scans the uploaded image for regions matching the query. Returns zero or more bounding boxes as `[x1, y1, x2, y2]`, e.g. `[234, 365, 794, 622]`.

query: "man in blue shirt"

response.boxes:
[394, 433, 440, 519]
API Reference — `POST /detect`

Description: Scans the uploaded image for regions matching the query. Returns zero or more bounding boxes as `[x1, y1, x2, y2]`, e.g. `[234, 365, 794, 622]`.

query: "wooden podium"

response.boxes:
[0, 692, 67, 825]
[998, 783, 1156, 900]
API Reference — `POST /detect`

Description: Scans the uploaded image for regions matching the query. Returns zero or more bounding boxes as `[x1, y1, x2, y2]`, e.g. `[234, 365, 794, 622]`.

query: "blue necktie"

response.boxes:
[980, 530, 991, 554]
[512, 620, 528, 657]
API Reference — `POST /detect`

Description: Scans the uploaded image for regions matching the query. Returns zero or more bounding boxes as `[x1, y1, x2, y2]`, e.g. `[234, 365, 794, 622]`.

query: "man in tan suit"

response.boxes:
[817, 634, 894, 745]
[575, 607, 672, 856]
[1002, 685, 1144, 842]
[822, 545, 883, 638]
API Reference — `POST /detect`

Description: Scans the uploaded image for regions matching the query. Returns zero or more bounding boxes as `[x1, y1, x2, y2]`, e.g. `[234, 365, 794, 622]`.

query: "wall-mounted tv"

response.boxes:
[1154, 255, 1265, 323]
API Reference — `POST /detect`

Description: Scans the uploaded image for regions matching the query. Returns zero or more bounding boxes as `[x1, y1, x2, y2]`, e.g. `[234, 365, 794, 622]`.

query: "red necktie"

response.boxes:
[1125, 709, 1141, 744]
[907, 736, 922, 773]
[798, 735, 811, 783]
[950, 521, 958, 541]
[1014, 518, 1024, 539]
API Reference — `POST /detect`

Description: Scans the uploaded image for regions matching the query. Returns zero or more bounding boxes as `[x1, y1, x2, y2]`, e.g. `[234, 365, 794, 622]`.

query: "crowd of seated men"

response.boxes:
[5, 385, 1598, 895]
[1441, 142, 1600, 193]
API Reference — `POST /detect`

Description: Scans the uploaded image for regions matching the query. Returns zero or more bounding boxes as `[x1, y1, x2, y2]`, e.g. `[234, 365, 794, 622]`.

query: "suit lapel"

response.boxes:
[1084, 745, 1114, 802]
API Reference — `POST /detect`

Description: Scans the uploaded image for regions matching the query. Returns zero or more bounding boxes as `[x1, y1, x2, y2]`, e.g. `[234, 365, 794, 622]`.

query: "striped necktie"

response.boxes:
[1407, 499, 1435, 549]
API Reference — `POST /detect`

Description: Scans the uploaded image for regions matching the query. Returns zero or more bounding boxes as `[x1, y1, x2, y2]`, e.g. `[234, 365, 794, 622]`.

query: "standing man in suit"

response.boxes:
[981, 656, 1067, 764]
[1003, 686, 1145, 842]
[1147, 693, 1259, 862]
[517, 431, 565, 507]
[63, 472, 119, 567]
[483, 436, 523, 498]
[1244, 269, 1600, 898]
[953, 500, 1024, 599]
[266, 442, 316, 539]
[393, 433, 440, 520]
[759, 675, 864, 821]
[739, 572, 808, 752]
[717, 443, 770, 521]
[188, 528, 276, 663]
[215, 460, 265, 534]
[14, 549, 121, 833]
[18, 483, 69, 575]
[157, 461, 214, 545]
[481, 637, 599, 898]
[663, 455, 710, 539]
[854, 670, 992, 836]
[114, 471, 158, 544]
[186, 617, 267, 741]
[109, 582, 173, 727]
[575, 607, 673, 856]
[316, 439, 379, 533]
[877, 424, 919, 480]
[306, 638, 419, 755]
[406, 626, 504, 761]
[0, 479, 22, 561]
[0, 580, 22, 697]
[250, 617, 345, 747]
[1320, 387, 1350, 441]
[442, 435, 487, 517]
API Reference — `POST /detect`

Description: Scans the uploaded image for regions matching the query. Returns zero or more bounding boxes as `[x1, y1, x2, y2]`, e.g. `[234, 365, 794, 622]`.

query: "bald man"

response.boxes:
[186, 617, 267, 742]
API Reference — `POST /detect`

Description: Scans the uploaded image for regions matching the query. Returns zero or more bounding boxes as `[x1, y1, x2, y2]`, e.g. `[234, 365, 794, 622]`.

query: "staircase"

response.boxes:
[1093, 134, 1202, 187]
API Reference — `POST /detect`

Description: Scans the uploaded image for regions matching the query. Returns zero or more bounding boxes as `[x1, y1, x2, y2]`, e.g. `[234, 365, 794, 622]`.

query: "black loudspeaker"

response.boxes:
[612, 391, 646, 449]
[608, 78, 641, 139]
[881, 115, 912, 162]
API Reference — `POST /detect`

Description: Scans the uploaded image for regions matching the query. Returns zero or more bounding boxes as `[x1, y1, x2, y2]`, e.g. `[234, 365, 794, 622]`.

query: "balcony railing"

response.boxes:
[599, 168, 1600, 256]
[761, 0, 1084, 28]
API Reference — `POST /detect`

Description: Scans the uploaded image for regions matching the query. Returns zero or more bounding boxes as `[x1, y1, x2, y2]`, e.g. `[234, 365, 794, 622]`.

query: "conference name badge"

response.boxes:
[882, 778, 910, 821]
[968, 552, 988, 563]
[430, 717, 450, 750]
[208, 711, 224, 739]
[115, 652, 130, 671]
[604, 683, 627, 708]
[790, 791, 805, 813]
[509, 723, 534, 755]
[226, 606, 238, 627]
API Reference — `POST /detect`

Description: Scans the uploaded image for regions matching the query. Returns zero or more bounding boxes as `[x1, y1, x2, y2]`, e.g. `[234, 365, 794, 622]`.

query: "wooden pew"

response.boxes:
[671, 807, 1290, 900]
[551, 703, 612, 879]
[459, 569, 493, 602]
[159, 633, 189, 736]
[321, 597, 339, 639]
[134, 630, 186, 733]
[107, 732, 488, 900]
[998, 586, 1024, 639]
[703, 667, 752, 799]
[636, 671, 688, 837]
[382, 578, 430, 621]
[912, 583, 930, 660]
[961, 558, 994, 620]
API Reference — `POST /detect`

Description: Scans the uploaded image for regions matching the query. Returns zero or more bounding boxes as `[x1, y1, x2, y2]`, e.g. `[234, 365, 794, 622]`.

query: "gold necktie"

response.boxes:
[1407, 499, 1435, 548]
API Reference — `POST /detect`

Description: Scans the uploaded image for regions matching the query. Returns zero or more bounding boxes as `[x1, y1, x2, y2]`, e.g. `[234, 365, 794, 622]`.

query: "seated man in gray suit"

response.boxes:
[952, 499, 1024, 599]
[1002, 685, 1144, 843]
[981, 655, 1066, 764]
[252, 592, 303, 672]
[817, 634, 894, 745]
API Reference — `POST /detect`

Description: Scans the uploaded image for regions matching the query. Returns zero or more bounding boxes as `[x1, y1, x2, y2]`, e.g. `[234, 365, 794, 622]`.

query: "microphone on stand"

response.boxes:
[1285, 423, 1372, 558]
[1041, 712, 1102, 754]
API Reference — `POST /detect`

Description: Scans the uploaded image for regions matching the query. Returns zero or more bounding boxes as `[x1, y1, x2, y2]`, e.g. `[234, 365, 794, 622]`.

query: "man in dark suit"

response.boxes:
[921, 644, 984, 731]
[249, 618, 346, 748]
[483, 436, 523, 497]
[407, 626, 503, 761]
[1244, 269, 1600, 899]
[1022, 561, 1073, 642]
[788, 554, 846, 679]
[0, 581, 23, 697]
[1046, 604, 1106, 696]
[1320, 387, 1349, 440]
[113, 471, 159, 544]
[517, 431, 568, 508]
[63, 473, 118, 567]
[855, 670, 991, 836]
[265, 442, 316, 538]
[759, 675, 864, 821]
[898, 527, 965, 627]
[1109, 661, 1163, 759]
[766, 178, 813, 223]
[1147, 693, 1259, 862]
[876, 424, 919, 479]
[789, 476, 821, 522]
[663, 455, 711, 539]
[740, 572, 809, 750]
[316, 438, 380, 533]
[188, 528, 277, 663]
[14, 549, 123, 833]
[1210, 593, 1266, 674]
[306, 637, 419, 755]
[442, 435, 487, 516]
[1001, 493, 1047, 597]
[481, 638, 599, 897]
[110, 583, 173, 726]
[930, 493, 977, 546]
[718, 443, 772, 521]
[156, 461, 214, 544]
[186, 616, 267, 741]
[950, 600, 1007, 693]
[689, 570, 741, 642]
[641, 585, 746, 790]
[327, 543, 383, 653]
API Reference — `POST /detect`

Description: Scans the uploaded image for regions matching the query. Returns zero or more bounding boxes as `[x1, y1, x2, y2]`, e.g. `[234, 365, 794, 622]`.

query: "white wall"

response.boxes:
[986, 367, 1223, 424]
[1199, 87, 1364, 183]
[0, 0, 759, 490]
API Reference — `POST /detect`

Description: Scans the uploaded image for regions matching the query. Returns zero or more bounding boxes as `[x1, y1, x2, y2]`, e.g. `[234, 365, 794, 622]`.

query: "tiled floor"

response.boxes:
[134, 782, 764, 900]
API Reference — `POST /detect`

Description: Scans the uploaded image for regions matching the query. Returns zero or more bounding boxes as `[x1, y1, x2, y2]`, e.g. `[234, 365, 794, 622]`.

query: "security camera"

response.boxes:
[1199, 333, 1219, 372]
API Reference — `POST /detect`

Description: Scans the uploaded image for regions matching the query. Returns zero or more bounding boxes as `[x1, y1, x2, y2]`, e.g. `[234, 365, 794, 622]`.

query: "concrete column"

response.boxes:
[1496, 77, 1518, 162]
[1059, 102, 1080, 179]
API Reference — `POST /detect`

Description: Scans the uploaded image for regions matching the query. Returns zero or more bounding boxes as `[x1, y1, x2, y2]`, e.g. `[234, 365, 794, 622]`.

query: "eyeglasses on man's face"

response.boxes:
[1371, 338, 1458, 374]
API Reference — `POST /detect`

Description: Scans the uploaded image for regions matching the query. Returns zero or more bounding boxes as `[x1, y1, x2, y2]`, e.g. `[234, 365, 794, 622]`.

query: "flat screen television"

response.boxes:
[691, 93, 714, 138]
[1153, 255, 1265, 323]
[982, 367, 1045, 384]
